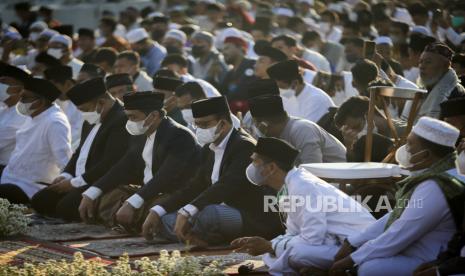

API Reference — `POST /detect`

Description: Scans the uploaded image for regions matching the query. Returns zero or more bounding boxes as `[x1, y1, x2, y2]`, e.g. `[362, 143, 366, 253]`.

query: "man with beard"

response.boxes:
[220, 36, 258, 114]
[403, 42, 465, 121]
[190, 31, 228, 88]
[126, 28, 166, 77]
[148, 13, 169, 43]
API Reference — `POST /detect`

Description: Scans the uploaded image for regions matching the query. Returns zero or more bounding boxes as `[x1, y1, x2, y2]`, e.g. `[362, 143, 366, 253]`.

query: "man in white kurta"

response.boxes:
[231, 137, 375, 275]
[330, 117, 464, 276]
[0, 78, 72, 203]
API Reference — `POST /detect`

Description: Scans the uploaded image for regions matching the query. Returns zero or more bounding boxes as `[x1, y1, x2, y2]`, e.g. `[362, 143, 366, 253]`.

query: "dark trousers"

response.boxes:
[31, 186, 88, 221]
[0, 184, 30, 204]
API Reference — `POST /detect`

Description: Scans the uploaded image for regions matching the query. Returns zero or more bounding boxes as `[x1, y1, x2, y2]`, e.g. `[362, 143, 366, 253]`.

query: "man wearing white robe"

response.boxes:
[231, 137, 375, 275]
[330, 117, 464, 276]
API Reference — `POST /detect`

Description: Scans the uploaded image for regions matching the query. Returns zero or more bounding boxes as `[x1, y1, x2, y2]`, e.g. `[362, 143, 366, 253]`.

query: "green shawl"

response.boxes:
[385, 153, 465, 230]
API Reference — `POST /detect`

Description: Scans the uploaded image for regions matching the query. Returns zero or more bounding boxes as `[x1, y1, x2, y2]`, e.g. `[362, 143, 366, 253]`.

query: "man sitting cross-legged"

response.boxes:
[231, 137, 375, 275]
[141, 96, 283, 246]
[77, 91, 199, 230]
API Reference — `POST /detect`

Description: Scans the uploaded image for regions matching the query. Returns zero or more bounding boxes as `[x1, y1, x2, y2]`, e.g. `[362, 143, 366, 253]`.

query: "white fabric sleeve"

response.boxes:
[126, 194, 145, 209]
[82, 186, 103, 200]
[47, 121, 72, 170]
[151, 205, 167, 217]
[70, 176, 88, 188]
[179, 204, 199, 217]
[347, 213, 390, 247]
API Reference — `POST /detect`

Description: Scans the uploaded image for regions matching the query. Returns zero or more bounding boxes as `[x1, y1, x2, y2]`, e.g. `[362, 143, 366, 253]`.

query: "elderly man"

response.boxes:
[0, 65, 30, 175]
[0, 78, 72, 204]
[104, 73, 135, 101]
[249, 95, 346, 164]
[190, 31, 228, 87]
[114, 51, 153, 91]
[267, 60, 335, 123]
[47, 34, 83, 79]
[403, 42, 465, 121]
[31, 78, 130, 221]
[330, 117, 465, 276]
[126, 28, 166, 77]
[231, 137, 374, 275]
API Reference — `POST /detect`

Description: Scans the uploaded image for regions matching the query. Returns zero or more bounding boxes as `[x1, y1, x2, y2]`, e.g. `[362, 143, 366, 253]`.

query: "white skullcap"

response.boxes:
[298, 0, 314, 5]
[164, 29, 187, 44]
[412, 117, 460, 148]
[49, 34, 72, 47]
[374, 36, 393, 46]
[273, 7, 295, 17]
[411, 25, 432, 36]
[29, 21, 47, 31]
[126, 28, 149, 44]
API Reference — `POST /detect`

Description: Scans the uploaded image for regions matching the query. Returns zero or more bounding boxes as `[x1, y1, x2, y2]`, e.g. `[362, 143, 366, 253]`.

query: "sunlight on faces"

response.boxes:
[337, 116, 365, 133]
[0, 77, 24, 95]
[76, 98, 102, 113]
[124, 109, 149, 123]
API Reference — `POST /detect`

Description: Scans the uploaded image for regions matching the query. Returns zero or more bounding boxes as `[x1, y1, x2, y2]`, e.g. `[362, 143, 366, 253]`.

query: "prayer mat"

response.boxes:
[64, 237, 194, 258]
[26, 223, 130, 242]
[0, 237, 111, 266]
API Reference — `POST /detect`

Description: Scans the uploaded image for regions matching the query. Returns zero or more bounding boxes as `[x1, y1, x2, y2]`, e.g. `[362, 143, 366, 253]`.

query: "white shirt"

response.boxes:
[348, 179, 456, 265]
[0, 105, 29, 165]
[134, 71, 153, 92]
[68, 58, 84, 80]
[302, 49, 331, 73]
[404, 67, 420, 85]
[56, 99, 83, 151]
[1, 105, 72, 198]
[67, 123, 102, 188]
[181, 73, 221, 98]
[270, 167, 375, 257]
[151, 127, 235, 217]
[125, 131, 157, 209]
[283, 83, 335, 123]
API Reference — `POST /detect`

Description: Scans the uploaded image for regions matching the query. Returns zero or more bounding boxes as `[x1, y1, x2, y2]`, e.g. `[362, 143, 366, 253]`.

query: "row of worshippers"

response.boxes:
[1, 59, 465, 275]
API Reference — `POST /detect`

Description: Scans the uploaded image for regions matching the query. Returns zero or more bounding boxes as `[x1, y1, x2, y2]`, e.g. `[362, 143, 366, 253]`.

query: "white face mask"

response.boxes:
[456, 151, 465, 176]
[246, 163, 266, 186]
[395, 144, 412, 168]
[0, 83, 10, 103]
[126, 119, 149, 136]
[16, 101, 37, 116]
[195, 121, 221, 145]
[181, 108, 194, 125]
[82, 111, 101, 125]
[47, 48, 63, 59]
[279, 88, 295, 99]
